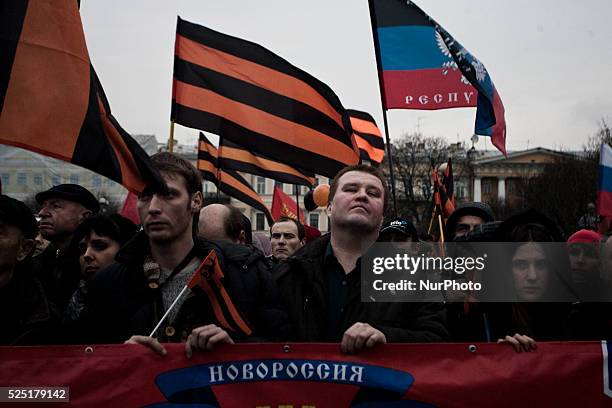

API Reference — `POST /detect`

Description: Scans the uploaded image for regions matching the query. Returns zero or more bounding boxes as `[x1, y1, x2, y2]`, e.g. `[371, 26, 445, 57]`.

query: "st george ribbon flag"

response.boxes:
[218, 137, 315, 187]
[369, 0, 507, 155]
[0, 0, 165, 193]
[172, 17, 359, 178]
[347, 109, 385, 166]
[198, 133, 273, 224]
[598, 143, 612, 217]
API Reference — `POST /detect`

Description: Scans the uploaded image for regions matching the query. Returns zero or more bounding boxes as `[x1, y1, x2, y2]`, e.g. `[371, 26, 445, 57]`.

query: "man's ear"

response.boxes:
[191, 191, 203, 213]
[300, 239, 306, 247]
[16, 238, 35, 262]
[79, 209, 93, 223]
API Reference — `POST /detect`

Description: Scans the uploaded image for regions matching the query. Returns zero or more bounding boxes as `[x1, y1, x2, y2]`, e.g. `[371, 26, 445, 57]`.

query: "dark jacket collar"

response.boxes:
[115, 231, 220, 266]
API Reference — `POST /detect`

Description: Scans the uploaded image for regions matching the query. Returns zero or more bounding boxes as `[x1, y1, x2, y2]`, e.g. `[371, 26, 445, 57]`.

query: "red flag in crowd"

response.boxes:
[119, 191, 140, 225]
[271, 186, 305, 223]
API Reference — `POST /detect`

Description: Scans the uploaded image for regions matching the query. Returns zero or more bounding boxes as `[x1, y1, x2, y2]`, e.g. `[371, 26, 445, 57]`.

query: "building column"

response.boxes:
[473, 177, 482, 202]
[498, 177, 506, 202]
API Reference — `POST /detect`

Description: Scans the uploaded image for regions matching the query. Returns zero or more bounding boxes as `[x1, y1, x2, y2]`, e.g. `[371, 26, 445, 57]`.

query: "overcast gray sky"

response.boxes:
[80, 0, 612, 153]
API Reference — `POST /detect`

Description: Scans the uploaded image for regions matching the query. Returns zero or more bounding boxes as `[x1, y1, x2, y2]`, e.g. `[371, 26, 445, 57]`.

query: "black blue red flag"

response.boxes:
[369, 0, 506, 155]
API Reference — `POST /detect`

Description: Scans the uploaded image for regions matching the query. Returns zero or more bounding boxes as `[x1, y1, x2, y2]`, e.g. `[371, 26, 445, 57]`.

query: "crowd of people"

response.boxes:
[1, 153, 610, 356]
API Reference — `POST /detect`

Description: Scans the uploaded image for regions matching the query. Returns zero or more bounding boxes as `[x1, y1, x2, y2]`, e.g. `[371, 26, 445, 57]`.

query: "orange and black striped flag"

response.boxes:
[432, 160, 455, 221]
[188, 250, 253, 336]
[444, 157, 455, 206]
[198, 133, 273, 224]
[0, 0, 165, 194]
[172, 17, 359, 178]
[217, 136, 315, 187]
[347, 109, 385, 166]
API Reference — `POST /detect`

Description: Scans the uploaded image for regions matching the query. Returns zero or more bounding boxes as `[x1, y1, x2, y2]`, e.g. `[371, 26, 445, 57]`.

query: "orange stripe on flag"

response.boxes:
[176, 34, 344, 129]
[0, 1, 89, 159]
[98, 96, 146, 193]
[219, 170, 266, 204]
[350, 116, 382, 137]
[354, 134, 385, 163]
[175, 80, 357, 164]
[219, 145, 314, 182]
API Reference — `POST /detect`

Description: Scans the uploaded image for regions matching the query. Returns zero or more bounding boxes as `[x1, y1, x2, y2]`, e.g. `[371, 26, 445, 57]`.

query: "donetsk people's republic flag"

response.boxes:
[369, 0, 506, 155]
[172, 17, 359, 178]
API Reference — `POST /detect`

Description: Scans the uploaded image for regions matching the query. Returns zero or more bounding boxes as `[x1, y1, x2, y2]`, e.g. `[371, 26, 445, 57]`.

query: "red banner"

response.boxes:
[271, 185, 305, 223]
[0, 342, 610, 407]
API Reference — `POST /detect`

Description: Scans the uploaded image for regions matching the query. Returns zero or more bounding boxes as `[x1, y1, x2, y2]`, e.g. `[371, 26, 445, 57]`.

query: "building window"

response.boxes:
[70, 174, 79, 184]
[482, 179, 492, 194]
[274, 180, 283, 190]
[52, 175, 60, 185]
[1, 174, 9, 186]
[17, 173, 27, 186]
[92, 175, 102, 187]
[256, 177, 266, 194]
[34, 174, 43, 186]
[507, 178, 518, 194]
[309, 212, 319, 229]
[105, 178, 114, 186]
[456, 185, 466, 199]
[255, 212, 265, 231]
[314, 177, 320, 187]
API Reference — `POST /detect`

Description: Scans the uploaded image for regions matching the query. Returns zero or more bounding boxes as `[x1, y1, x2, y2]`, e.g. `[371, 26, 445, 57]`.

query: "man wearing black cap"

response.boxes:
[379, 218, 419, 243]
[0, 195, 59, 344]
[35, 184, 99, 310]
[446, 202, 495, 240]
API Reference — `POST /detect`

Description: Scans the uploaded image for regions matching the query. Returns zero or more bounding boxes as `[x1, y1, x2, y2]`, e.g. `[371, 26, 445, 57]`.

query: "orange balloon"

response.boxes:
[313, 184, 330, 207]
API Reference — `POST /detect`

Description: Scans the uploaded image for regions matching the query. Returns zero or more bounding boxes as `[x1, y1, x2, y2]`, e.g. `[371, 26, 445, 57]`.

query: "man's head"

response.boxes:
[446, 202, 495, 239]
[36, 184, 99, 247]
[0, 195, 37, 287]
[270, 217, 305, 260]
[327, 165, 387, 234]
[199, 204, 248, 244]
[138, 152, 203, 244]
[567, 229, 602, 287]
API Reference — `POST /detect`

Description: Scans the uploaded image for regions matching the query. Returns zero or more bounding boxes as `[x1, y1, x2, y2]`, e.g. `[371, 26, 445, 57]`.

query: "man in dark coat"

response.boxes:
[274, 165, 447, 353]
[35, 184, 99, 311]
[80, 153, 286, 356]
[0, 195, 59, 345]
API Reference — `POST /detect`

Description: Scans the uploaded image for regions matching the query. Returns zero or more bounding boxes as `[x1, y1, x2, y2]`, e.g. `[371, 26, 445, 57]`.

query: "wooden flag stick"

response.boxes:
[168, 120, 176, 153]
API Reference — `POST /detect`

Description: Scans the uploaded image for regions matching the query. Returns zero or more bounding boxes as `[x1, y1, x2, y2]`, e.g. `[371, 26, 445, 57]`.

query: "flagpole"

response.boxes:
[295, 184, 300, 221]
[168, 120, 175, 153]
[381, 111, 398, 216]
[216, 135, 223, 203]
[367, 0, 398, 217]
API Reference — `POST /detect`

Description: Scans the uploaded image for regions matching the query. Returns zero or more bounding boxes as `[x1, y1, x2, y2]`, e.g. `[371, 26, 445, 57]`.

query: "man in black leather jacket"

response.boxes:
[274, 165, 447, 353]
